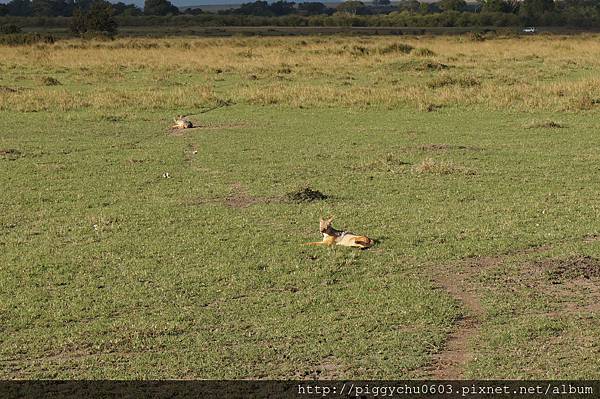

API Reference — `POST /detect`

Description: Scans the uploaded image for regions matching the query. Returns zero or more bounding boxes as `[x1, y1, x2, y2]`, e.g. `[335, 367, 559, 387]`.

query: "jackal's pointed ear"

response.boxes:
[327, 215, 334, 223]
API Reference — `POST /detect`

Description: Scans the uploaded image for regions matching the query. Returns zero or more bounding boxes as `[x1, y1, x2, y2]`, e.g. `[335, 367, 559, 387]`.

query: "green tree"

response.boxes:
[72, 0, 94, 11]
[298, 2, 328, 15]
[502, 0, 520, 13]
[183, 7, 204, 15]
[144, 0, 179, 16]
[482, 0, 521, 12]
[397, 0, 421, 12]
[270, 0, 296, 16]
[69, 0, 117, 35]
[419, 2, 432, 13]
[336, 0, 369, 15]
[520, 0, 555, 21]
[69, 6, 87, 33]
[32, 0, 70, 16]
[480, 0, 520, 12]
[438, 0, 467, 12]
[112, 2, 142, 16]
[86, 0, 117, 32]
[237, 1, 273, 16]
[481, 0, 506, 12]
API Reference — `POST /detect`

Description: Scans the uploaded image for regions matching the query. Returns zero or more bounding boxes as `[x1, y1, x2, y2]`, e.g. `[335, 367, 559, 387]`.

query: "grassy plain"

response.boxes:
[1, 34, 600, 379]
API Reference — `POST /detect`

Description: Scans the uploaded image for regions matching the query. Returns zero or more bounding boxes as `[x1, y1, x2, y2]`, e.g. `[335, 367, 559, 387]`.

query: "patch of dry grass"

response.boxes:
[0, 84, 219, 112]
[0, 35, 599, 112]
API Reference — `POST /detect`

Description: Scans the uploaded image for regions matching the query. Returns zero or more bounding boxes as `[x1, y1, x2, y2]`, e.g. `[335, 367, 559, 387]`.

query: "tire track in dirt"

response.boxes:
[427, 319, 478, 380]
[422, 263, 485, 379]
[421, 244, 552, 379]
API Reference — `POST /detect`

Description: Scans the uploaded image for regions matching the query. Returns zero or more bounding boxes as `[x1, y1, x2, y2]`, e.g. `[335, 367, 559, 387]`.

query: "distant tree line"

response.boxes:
[0, 0, 140, 17]
[1, 0, 599, 28]
[216, 0, 600, 26]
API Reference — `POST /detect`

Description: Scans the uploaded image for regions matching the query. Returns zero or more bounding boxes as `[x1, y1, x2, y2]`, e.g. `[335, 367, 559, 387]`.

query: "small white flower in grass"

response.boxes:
[192, 150, 198, 155]
[93, 224, 98, 231]
[162, 172, 171, 178]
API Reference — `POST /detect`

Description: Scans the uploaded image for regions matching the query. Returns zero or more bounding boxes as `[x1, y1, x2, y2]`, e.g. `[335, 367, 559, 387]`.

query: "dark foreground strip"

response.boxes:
[1, 380, 599, 399]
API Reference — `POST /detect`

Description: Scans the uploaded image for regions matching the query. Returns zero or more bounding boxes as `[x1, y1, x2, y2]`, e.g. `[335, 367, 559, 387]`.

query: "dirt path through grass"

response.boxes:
[423, 260, 486, 379]
[423, 245, 552, 378]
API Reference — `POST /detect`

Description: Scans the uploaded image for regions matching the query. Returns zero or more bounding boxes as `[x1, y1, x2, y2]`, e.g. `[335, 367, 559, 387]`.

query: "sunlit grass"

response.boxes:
[1, 34, 600, 380]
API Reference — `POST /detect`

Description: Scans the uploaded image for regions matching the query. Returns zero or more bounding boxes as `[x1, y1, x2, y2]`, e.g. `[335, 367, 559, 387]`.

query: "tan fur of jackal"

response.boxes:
[305, 216, 374, 249]
[172, 115, 193, 129]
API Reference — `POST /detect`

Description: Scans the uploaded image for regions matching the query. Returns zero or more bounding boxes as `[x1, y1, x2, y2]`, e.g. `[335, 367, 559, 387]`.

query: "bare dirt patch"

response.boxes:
[423, 246, 600, 379]
[535, 256, 600, 283]
[423, 264, 485, 379]
[168, 126, 202, 136]
[499, 253, 600, 318]
[427, 315, 479, 379]
[295, 356, 345, 380]
[225, 182, 269, 208]
[203, 122, 252, 130]
[422, 243, 554, 378]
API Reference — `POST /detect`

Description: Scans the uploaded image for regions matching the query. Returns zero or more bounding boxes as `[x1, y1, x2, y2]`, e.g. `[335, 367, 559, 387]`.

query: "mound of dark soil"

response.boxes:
[537, 256, 600, 283]
[41, 76, 61, 86]
[286, 187, 328, 203]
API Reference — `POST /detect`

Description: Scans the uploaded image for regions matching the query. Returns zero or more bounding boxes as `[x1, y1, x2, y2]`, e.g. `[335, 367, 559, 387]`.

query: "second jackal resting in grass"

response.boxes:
[172, 116, 193, 129]
[305, 216, 374, 249]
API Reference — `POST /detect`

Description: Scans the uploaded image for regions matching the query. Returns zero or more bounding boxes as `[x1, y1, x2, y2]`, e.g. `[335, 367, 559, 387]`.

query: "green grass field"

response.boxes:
[1, 34, 600, 379]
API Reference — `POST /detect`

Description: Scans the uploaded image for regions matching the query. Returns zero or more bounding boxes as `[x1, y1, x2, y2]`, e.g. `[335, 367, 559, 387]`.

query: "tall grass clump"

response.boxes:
[0, 33, 55, 46]
[378, 42, 413, 54]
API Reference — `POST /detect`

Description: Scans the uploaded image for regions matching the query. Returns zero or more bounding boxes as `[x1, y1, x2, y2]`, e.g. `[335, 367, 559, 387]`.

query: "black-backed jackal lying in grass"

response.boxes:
[305, 216, 374, 249]
[172, 115, 193, 129]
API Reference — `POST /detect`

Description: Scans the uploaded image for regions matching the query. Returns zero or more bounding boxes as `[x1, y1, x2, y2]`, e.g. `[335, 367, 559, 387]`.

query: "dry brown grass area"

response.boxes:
[1, 34, 600, 112]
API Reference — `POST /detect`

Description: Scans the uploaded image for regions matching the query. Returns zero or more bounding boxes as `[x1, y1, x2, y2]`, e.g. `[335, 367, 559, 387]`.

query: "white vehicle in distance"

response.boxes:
[523, 27, 537, 33]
